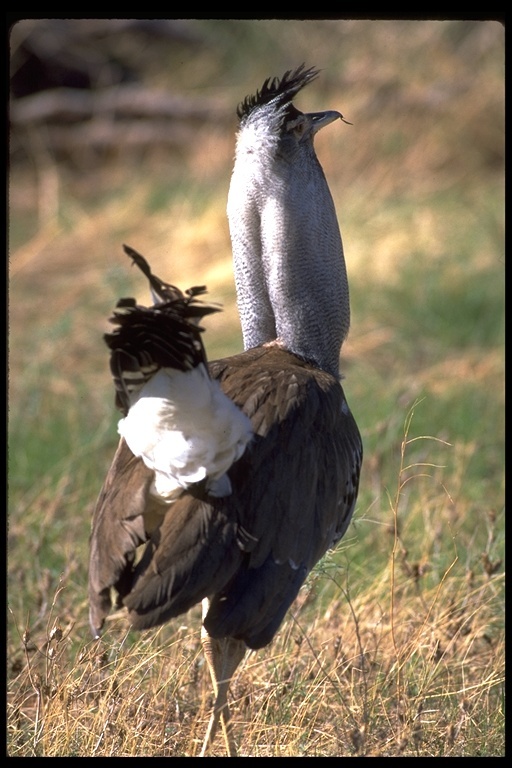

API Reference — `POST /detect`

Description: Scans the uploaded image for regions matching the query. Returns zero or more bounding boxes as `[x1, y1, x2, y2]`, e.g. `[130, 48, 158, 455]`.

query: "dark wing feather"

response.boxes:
[88, 437, 154, 637]
[94, 346, 362, 649]
[122, 495, 243, 626]
[201, 348, 361, 648]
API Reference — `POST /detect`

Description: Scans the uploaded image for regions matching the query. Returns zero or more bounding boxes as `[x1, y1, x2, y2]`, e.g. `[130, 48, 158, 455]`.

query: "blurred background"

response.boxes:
[8, 19, 504, 757]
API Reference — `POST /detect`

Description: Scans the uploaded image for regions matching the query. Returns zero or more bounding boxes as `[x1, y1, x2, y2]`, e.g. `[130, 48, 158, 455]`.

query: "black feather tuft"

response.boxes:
[123, 244, 218, 315]
[105, 246, 222, 414]
[236, 63, 319, 122]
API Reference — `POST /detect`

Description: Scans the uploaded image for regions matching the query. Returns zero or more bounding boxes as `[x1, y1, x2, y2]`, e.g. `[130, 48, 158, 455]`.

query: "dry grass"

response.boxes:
[8, 20, 504, 756]
[7, 445, 504, 756]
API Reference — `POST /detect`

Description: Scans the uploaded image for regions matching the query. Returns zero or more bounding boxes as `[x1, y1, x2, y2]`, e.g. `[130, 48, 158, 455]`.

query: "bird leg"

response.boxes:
[199, 598, 246, 757]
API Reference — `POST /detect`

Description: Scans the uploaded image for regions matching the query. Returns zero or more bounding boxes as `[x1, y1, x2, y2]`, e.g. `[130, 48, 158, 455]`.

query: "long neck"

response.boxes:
[228, 136, 350, 380]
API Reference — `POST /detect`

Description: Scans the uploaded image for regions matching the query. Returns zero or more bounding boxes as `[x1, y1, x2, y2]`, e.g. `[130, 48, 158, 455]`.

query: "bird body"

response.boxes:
[89, 66, 362, 756]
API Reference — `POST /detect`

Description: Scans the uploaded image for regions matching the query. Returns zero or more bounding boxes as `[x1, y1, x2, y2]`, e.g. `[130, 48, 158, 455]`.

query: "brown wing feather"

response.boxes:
[202, 347, 361, 647]
[88, 438, 154, 636]
[88, 346, 362, 648]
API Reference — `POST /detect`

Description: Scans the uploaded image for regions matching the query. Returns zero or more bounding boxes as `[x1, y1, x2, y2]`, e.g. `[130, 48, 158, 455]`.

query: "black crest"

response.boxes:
[236, 64, 319, 122]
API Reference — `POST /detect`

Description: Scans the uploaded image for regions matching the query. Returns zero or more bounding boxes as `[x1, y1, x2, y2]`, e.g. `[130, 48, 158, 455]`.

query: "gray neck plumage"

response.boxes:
[227, 74, 350, 380]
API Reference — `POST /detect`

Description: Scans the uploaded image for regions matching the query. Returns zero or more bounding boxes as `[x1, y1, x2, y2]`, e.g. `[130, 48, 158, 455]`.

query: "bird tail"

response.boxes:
[123, 243, 221, 317]
[104, 246, 221, 414]
[103, 246, 253, 502]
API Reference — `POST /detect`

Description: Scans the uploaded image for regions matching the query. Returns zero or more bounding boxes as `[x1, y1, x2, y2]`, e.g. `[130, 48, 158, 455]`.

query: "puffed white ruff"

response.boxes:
[118, 363, 253, 501]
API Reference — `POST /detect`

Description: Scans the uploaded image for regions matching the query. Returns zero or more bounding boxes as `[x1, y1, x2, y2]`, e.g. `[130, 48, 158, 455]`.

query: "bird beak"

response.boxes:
[309, 110, 352, 134]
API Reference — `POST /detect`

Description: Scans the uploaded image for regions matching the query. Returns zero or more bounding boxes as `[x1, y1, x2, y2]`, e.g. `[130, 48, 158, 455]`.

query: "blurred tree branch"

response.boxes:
[9, 19, 225, 160]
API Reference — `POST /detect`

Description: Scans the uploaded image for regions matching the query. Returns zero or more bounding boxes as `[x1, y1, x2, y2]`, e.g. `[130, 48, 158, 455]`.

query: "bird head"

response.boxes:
[235, 64, 351, 163]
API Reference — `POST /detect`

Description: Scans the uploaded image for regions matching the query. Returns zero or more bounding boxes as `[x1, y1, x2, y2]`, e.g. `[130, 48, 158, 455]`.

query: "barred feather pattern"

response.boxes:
[105, 245, 221, 415]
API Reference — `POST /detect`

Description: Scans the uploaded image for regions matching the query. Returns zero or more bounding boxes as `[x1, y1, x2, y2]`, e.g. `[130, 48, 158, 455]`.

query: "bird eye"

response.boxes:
[287, 116, 306, 138]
